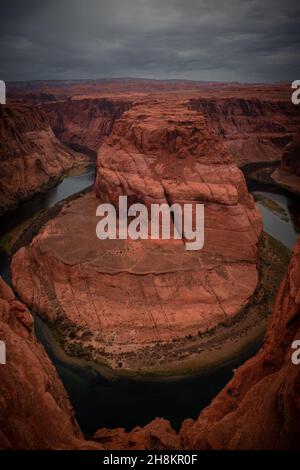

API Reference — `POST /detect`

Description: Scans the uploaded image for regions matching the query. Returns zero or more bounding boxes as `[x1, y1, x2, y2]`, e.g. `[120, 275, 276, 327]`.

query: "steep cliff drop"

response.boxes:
[189, 96, 299, 166]
[0, 104, 91, 215]
[11, 96, 264, 376]
[92, 237, 300, 450]
[272, 133, 300, 195]
[179, 237, 300, 450]
[41, 98, 132, 156]
[0, 276, 101, 450]
[2, 234, 299, 450]
[1, 89, 299, 450]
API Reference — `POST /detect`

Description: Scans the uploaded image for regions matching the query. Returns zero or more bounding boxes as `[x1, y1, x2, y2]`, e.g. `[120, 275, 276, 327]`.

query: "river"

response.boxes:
[0, 165, 299, 436]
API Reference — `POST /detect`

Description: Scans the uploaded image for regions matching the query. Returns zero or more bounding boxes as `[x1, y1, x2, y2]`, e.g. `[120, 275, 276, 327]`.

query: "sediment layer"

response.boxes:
[0, 276, 101, 450]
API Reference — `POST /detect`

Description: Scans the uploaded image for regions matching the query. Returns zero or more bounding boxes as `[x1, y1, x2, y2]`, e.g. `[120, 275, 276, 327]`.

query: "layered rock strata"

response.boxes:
[11, 97, 262, 375]
[272, 133, 300, 195]
[41, 98, 131, 155]
[0, 276, 101, 450]
[180, 237, 300, 449]
[93, 237, 300, 450]
[0, 104, 89, 215]
[189, 97, 299, 166]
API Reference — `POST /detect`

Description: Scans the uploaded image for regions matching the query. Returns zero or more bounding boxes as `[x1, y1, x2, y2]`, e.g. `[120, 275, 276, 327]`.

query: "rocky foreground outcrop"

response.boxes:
[11, 96, 262, 375]
[272, 133, 300, 195]
[94, 418, 181, 450]
[189, 97, 299, 166]
[179, 237, 300, 449]
[93, 237, 300, 450]
[2, 234, 300, 449]
[0, 104, 90, 215]
[0, 277, 101, 450]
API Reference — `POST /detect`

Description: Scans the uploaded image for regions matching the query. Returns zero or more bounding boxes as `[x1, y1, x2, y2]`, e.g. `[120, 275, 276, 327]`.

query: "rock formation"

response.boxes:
[1, 82, 300, 449]
[189, 97, 299, 166]
[0, 276, 101, 450]
[0, 104, 90, 215]
[2, 231, 300, 449]
[11, 96, 262, 375]
[41, 98, 131, 156]
[94, 418, 181, 450]
[8, 80, 299, 167]
[272, 133, 300, 195]
[179, 237, 300, 449]
[282, 133, 300, 176]
[91, 236, 300, 450]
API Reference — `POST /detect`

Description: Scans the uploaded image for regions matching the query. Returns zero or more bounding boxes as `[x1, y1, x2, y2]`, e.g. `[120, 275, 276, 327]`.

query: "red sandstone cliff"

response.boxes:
[281, 133, 300, 176]
[41, 98, 131, 155]
[0, 272, 179, 450]
[179, 237, 300, 449]
[92, 237, 300, 450]
[189, 97, 299, 165]
[11, 96, 262, 375]
[2, 231, 300, 449]
[1, 87, 300, 449]
[0, 276, 101, 450]
[271, 133, 300, 195]
[0, 104, 90, 215]
[9, 81, 300, 168]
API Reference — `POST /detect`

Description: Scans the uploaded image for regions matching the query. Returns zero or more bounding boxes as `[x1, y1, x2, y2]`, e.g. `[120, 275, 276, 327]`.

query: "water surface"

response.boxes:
[0, 165, 299, 436]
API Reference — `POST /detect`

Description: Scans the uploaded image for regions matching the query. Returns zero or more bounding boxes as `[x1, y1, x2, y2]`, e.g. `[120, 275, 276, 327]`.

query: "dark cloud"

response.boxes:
[0, 0, 299, 82]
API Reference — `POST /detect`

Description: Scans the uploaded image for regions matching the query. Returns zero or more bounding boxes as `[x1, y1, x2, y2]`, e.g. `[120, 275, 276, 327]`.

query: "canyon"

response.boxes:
[10, 80, 298, 167]
[95, 236, 300, 450]
[189, 96, 299, 166]
[41, 98, 131, 156]
[1, 235, 299, 449]
[179, 237, 300, 450]
[0, 79, 299, 449]
[11, 94, 264, 375]
[2, 81, 297, 219]
[0, 276, 101, 450]
[0, 104, 90, 215]
[272, 133, 300, 195]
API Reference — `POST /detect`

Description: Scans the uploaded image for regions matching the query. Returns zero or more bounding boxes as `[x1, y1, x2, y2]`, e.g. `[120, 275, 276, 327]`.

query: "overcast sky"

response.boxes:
[0, 0, 299, 83]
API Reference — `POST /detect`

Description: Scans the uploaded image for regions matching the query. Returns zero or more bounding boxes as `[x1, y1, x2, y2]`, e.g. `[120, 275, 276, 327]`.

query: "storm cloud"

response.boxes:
[0, 0, 299, 82]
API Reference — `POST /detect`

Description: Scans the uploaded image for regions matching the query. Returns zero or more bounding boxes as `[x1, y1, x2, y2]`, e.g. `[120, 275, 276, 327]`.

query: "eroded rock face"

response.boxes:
[0, 276, 101, 450]
[272, 133, 300, 195]
[282, 133, 300, 176]
[0, 104, 89, 215]
[11, 96, 262, 375]
[189, 97, 299, 166]
[94, 418, 181, 450]
[93, 237, 300, 450]
[41, 98, 132, 155]
[180, 237, 300, 450]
